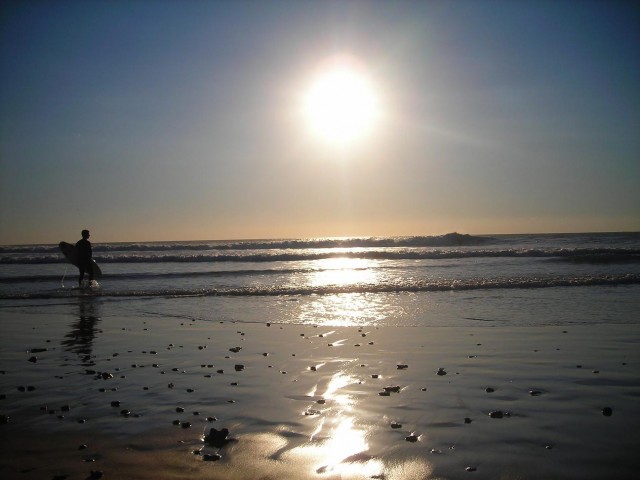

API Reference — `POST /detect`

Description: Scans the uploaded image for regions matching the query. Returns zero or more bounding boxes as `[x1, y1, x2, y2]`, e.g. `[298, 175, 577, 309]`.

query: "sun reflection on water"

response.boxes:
[298, 372, 384, 478]
[310, 257, 378, 287]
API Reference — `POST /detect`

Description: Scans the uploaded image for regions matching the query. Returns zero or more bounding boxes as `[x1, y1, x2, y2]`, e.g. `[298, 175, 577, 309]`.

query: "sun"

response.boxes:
[302, 58, 379, 147]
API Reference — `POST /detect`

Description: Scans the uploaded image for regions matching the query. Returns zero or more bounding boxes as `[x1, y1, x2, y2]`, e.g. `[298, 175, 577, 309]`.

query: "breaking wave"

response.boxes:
[1, 273, 638, 300]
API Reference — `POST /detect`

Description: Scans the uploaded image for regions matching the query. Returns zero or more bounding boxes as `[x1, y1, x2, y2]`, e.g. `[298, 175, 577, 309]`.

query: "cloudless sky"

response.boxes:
[1, 0, 639, 244]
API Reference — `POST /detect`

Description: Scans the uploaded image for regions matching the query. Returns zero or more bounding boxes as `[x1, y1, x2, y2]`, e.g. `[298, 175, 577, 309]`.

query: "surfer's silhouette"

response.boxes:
[76, 229, 94, 287]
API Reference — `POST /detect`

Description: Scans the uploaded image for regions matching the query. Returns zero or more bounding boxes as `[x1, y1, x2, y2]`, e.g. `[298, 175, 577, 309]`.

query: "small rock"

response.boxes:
[181, 421, 192, 428]
[390, 422, 402, 429]
[464, 417, 472, 424]
[397, 364, 408, 370]
[384, 386, 401, 393]
[436, 368, 447, 376]
[405, 434, 419, 442]
[466, 466, 477, 472]
[203, 453, 222, 462]
[176, 407, 185, 413]
[234, 364, 245, 372]
[28, 356, 37, 363]
[485, 387, 495, 393]
[204, 427, 230, 448]
[602, 407, 613, 417]
[489, 411, 504, 419]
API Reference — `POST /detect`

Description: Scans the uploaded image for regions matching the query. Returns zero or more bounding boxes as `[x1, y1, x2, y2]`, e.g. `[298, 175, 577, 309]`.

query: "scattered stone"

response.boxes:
[28, 356, 37, 363]
[206, 416, 218, 422]
[181, 421, 192, 429]
[234, 364, 245, 372]
[110, 401, 120, 407]
[405, 434, 419, 442]
[466, 466, 477, 472]
[378, 391, 390, 397]
[78, 444, 88, 450]
[602, 407, 613, 417]
[485, 387, 495, 393]
[436, 368, 447, 376]
[529, 390, 542, 396]
[305, 409, 321, 415]
[101, 372, 113, 380]
[120, 409, 131, 417]
[176, 407, 185, 413]
[316, 399, 326, 404]
[89, 470, 104, 479]
[310, 366, 317, 371]
[0, 414, 9, 424]
[204, 427, 230, 448]
[390, 422, 402, 429]
[371, 374, 379, 379]
[203, 453, 222, 462]
[397, 364, 408, 370]
[229, 347, 241, 353]
[384, 386, 401, 393]
[489, 411, 510, 419]
[172, 420, 181, 426]
[464, 417, 472, 424]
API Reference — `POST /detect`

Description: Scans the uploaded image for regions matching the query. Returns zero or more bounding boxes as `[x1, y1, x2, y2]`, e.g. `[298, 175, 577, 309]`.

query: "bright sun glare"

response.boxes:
[303, 58, 379, 147]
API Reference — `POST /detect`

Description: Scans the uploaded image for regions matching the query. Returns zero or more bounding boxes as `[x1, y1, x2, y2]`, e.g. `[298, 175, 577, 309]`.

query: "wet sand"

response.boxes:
[0, 308, 638, 479]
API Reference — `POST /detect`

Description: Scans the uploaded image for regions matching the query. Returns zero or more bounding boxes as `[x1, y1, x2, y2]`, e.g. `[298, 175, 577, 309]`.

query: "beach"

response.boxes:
[1, 308, 638, 480]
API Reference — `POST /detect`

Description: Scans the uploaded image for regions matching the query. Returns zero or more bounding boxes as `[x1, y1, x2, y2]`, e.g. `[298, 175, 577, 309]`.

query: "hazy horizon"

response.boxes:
[2, 0, 639, 245]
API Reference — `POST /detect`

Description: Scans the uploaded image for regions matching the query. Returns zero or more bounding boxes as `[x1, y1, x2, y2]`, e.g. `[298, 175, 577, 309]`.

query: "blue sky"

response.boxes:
[1, 0, 638, 244]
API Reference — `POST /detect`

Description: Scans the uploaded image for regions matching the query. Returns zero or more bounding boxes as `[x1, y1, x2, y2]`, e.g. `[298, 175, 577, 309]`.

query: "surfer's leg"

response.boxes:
[78, 265, 86, 287]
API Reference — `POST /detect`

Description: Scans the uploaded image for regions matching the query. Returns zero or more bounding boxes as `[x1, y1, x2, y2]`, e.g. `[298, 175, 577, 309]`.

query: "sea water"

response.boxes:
[1, 232, 639, 327]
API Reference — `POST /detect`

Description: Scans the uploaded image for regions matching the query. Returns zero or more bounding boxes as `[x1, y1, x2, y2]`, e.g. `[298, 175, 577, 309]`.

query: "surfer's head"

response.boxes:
[81, 229, 90, 239]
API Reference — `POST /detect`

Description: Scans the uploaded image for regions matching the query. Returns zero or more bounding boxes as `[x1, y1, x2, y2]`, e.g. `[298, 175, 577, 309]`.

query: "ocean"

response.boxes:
[1, 232, 639, 327]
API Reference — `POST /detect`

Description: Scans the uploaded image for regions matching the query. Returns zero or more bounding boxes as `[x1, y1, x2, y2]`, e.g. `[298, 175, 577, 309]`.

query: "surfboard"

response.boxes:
[59, 241, 102, 278]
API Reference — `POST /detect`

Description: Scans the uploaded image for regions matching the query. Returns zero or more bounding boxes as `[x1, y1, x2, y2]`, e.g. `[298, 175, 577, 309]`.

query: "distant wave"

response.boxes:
[1, 273, 638, 300]
[0, 233, 492, 255]
[2, 247, 639, 265]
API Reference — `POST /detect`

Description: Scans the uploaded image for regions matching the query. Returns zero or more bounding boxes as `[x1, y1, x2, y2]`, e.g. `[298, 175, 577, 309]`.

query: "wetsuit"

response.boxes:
[75, 238, 93, 286]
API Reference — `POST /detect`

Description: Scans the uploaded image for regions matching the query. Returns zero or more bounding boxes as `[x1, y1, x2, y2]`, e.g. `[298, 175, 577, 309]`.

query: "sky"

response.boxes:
[1, 0, 639, 244]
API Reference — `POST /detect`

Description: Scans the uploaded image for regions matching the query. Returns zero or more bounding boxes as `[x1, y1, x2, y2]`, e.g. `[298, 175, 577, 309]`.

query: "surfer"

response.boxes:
[76, 229, 94, 287]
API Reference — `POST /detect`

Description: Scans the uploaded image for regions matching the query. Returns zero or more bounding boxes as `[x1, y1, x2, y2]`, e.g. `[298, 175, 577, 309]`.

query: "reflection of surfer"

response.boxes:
[62, 297, 101, 364]
[76, 229, 93, 287]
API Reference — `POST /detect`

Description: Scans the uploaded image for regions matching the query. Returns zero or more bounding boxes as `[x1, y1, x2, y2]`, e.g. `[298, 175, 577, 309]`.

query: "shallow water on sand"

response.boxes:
[1, 309, 638, 480]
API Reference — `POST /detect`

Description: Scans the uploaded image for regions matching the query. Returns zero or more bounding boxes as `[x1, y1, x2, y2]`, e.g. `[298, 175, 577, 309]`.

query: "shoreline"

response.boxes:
[1, 311, 638, 479]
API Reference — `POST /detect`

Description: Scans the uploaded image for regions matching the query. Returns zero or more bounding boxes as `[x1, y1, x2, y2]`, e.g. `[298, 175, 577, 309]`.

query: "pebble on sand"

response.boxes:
[602, 407, 613, 416]
[204, 427, 230, 448]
